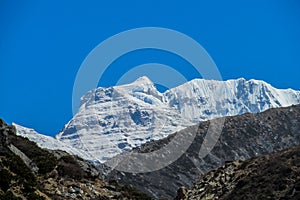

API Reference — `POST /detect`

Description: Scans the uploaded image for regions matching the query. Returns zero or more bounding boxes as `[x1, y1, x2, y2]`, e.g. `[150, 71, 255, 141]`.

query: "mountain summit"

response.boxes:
[15, 77, 300, 163]
[54, 77, 300, 163]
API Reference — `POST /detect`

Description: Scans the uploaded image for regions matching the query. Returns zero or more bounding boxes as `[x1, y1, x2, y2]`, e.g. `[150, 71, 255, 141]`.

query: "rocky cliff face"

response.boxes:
[0, 119, 151, 200]
[103, 104, 300, 199]
[176, 144, 300, 200]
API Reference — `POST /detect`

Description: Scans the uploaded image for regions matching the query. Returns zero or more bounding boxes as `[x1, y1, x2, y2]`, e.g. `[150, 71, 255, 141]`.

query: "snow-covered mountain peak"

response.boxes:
[14, 77, 300, 164]
[115, 76, 159, 96]
[167, 78, 282, 95]
[173, 77, 265, 88]
[79, 76, 164, 111]
[164, 78, 300, 122]
[130, 75, 154, 85]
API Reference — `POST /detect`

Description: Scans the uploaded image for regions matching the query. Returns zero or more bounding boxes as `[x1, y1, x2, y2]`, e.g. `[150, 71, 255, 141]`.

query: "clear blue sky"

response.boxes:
[1, 0, 299, 136]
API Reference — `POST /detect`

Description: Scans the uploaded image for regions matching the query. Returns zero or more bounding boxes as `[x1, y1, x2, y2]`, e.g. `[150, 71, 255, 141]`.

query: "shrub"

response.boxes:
[57, 155, 86, 179]
[0, 168, 12, 191]
[10, 136, 57, 174]
[119, 185, 153, 200]
[0, 191, 22, 200]
[4, 154, 36, 185]
[26, 192, 45, 200]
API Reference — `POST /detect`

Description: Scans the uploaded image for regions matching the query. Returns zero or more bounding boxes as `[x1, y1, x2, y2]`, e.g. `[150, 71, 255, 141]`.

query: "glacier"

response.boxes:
[14, 77, 300, 163]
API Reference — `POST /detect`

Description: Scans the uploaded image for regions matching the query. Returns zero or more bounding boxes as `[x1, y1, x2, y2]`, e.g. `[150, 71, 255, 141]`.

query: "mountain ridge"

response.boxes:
[103, 104, 300, 198]
[56, 77, 300, 163]
[176, 144, 300, 199]
[0, 119, 152, 199]
[13, 77, 300, 163]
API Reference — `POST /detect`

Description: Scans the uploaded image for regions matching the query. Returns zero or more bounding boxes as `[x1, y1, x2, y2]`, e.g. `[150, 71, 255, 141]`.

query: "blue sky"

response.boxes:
[0, 0, 299, 136]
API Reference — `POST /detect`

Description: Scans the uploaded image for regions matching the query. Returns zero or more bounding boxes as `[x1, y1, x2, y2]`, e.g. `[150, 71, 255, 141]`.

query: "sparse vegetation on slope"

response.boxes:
[105, 104, 300, 198]
[176, 145, 300, 199]
[0, 119, 152, 200]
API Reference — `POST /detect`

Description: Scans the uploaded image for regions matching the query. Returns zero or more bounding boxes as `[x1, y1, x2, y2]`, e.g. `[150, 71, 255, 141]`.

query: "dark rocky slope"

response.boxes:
[176, 144, 300, 200]
[104, 105, 300, 199]
[0, 119, 151, 200]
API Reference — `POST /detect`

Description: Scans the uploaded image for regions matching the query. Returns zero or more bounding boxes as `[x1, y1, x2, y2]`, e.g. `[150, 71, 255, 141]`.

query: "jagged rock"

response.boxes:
[73, 186, 83, 194]
[8, 144, 39, 173]
[55, 188, 62, 195]
[69, 193, 77, 198]
[68, 186, 76, 193]
[103, 185, 116, 191]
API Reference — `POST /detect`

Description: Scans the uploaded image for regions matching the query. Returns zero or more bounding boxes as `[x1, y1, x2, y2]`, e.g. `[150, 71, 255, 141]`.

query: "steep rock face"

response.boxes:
[104, 105, 300, 199]
[56, 77, 300, 163]
[176, 145, 300, 200]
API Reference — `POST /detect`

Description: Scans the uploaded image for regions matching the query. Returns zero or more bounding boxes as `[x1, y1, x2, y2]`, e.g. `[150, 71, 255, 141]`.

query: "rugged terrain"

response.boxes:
[0, 119, 151, 200]
[176, 144, 300, 200]
[104, 104, 300, 199]
[55, 77, 300, 162]
[8, 77, 300, 199]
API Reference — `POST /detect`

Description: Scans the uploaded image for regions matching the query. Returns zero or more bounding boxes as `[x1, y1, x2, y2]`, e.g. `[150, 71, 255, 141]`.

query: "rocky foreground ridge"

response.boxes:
[176, 144, 300, 199]
[104, 104, 300, 199]
[0, 119, 151, 200]
[1, 104, 300, 199]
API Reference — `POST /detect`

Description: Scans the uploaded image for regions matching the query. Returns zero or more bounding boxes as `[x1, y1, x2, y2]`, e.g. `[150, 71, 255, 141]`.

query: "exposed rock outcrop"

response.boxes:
[8, 144, 39, 173]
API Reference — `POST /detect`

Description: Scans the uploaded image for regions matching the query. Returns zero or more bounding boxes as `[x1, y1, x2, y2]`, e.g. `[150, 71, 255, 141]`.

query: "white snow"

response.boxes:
[13, 123, 95, 161]
[13, 77, 300, 163]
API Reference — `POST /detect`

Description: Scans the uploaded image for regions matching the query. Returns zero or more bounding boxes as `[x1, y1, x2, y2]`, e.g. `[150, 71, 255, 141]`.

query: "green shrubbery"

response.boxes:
[0, 191, 22, 200]
[10, 136, 57, 174]
[57, 155, 86, 179]
[0, 147, 48, 200]
[0, 121, 152, 200]
[0, 168, 12, 191]
[119, 185, 153, 200]
[108, 179, 153, 200]
[26, 192, 45, 200]
[3, 153, 36, 185]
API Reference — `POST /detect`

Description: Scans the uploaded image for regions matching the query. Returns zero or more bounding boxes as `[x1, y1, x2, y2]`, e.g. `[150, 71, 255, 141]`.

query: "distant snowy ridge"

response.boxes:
[14, 77, 300, 163]
[13, 123, 95, 161]
[165, 78, 300, 122]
